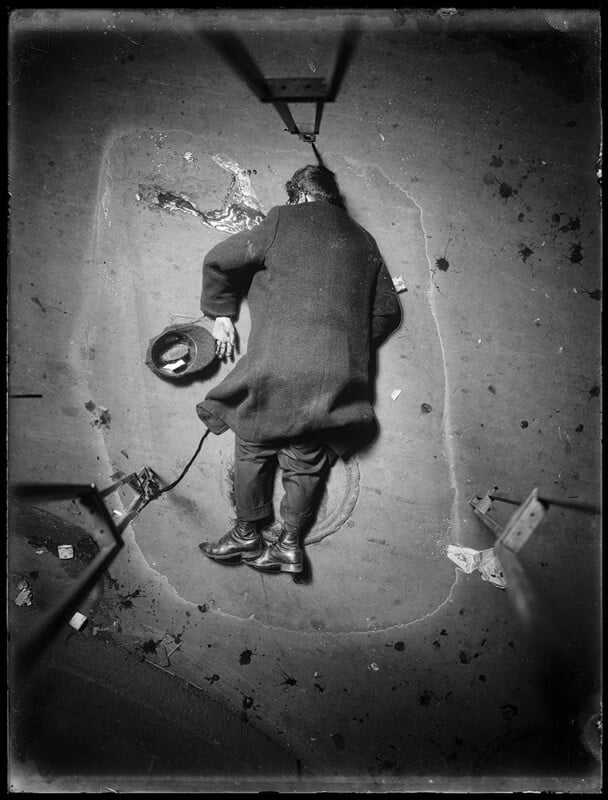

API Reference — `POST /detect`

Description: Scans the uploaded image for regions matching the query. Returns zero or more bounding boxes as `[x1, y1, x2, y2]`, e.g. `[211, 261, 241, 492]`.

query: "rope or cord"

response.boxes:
[138, 429, 210, 513]
[158, 429, 210, 494]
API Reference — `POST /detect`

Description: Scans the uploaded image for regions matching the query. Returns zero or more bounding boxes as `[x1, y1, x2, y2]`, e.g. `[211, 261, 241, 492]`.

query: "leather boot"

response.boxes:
[245, 523, 303, 574]
[199, 519, 263, 563]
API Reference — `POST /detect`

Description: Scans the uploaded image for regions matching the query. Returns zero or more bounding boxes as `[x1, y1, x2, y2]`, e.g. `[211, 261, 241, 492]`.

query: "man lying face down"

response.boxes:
[197, 164, 402, 575]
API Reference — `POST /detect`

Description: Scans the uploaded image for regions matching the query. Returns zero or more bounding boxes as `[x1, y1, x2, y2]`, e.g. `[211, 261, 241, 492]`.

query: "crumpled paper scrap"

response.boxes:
[447, 544, 507, 589]
[15, 579, 33, 606]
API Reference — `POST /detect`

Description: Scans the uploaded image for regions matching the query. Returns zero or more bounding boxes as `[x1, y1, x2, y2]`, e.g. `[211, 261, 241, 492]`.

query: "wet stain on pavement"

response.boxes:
[518, 244, 534, 262]
[587, 289, 601, 300]
[239, 649, 253, 665]
[568, 243, 583, 263]
[331, 732, 345, 752]
[500, 701, 518, 720]
[490, 155, 504, 167]
[30, 296, 47, 312]
[559, 216, 581, 233]
[435, 257, 449, 271]
[279, 669, 297, 687]
[394, 641, 405, 651]
[118, 588, 141, 609]
[419, 689, 433, 706]
[498, 181, 513, 199]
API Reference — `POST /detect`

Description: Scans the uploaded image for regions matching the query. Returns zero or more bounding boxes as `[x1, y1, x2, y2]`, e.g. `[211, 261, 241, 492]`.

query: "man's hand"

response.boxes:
[213, 316, 236, 361]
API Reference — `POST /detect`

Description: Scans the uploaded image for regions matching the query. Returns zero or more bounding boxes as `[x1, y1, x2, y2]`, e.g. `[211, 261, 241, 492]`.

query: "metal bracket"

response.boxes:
[100, 466, 162, 530]
[12, 466, 162, 670]
[469, 486, 547, 552]
[205, 29, 359, 143]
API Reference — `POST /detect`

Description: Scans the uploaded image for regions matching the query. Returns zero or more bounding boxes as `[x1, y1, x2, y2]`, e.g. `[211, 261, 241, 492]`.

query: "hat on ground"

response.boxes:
[145, 323, 217, 381]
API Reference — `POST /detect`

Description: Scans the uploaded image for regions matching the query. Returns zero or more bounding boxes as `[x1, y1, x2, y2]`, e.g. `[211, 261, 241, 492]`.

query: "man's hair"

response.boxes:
[285, 165, 345, 208]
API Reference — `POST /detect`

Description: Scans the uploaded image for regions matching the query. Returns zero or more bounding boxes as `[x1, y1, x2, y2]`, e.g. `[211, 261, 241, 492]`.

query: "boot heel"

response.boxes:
[280, 562, 303, 574]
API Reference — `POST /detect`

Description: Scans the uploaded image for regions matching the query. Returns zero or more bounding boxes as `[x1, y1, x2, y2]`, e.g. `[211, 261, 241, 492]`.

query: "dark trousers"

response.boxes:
[234, 436, 330, 530]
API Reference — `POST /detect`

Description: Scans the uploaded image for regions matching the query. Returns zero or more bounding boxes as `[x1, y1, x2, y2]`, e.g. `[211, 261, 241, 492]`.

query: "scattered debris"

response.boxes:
[69, 611, 88, 631]
[446, 544, 507, 589]
[369, 663, 380, 672]
[306, 59, 317, 73]
[392, 275, 407, 293]
[57, 545, 74, 560]
[421, 403, 432, 413]
[391, 389, 402, 402]
[15, 579, 33, 606]
[183, 151, 194, 162]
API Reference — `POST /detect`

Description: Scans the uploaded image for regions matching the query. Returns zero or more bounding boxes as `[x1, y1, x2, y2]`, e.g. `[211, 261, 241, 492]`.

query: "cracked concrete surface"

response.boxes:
[8, 8, 601, 792]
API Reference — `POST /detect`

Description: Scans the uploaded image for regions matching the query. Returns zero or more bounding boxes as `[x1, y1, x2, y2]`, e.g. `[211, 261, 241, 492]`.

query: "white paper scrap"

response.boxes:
[447, 544, 507, 589]
[391, 389, 402, 402]
[164, 359, 186, 372]
[392, 275, 407, 293]
[58, 545, 74, 560]
[69, 612, 88, 631]
[15, 580, 33, 607]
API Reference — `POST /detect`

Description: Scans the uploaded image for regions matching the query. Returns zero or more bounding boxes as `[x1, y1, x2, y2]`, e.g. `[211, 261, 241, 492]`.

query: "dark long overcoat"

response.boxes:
[196, 200, 402, 454]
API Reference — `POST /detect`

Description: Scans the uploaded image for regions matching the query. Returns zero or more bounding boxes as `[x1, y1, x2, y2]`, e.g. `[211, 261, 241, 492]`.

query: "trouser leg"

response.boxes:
[277, 439, 330, 530]
[234, 437, 278, 522]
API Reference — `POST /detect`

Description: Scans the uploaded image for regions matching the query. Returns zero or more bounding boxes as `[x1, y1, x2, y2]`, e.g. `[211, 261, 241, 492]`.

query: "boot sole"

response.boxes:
[246, 562, 303, 574]
[200, 548, 263, 563]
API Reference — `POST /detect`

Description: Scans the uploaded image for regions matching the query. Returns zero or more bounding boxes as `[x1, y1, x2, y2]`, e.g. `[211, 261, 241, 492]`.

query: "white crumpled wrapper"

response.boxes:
[446, 545, 507, 589]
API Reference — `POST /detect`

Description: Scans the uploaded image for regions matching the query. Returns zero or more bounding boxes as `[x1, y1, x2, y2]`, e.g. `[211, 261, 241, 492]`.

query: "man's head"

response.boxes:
[285, 165, 345, 208]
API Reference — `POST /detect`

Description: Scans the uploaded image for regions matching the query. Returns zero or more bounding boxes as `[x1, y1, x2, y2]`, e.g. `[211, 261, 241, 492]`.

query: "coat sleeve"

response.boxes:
[201, 207, 280, 319]
[371, 257, 402, 346]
